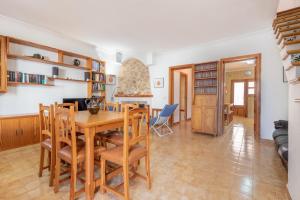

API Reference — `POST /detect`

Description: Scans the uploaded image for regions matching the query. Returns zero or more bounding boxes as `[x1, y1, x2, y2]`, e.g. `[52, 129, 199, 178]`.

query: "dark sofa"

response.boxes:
[272, 120, 288, 169]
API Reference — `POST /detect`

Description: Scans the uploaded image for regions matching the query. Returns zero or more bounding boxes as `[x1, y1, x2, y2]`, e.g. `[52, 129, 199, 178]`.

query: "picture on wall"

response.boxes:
[106, 74, 116, 85]
[154, 78, 164, 88]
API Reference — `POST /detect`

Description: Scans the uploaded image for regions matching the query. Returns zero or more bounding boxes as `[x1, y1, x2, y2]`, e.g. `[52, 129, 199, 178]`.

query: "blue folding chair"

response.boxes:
[150, 104, 178, 137]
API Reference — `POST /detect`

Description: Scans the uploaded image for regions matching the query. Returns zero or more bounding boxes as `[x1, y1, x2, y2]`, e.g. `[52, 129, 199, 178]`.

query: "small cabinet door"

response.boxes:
[0, 118, 20, 150]
[19, 117, 35, 146]
[192, 106, 203, 131]
[202, 106, 216, 134]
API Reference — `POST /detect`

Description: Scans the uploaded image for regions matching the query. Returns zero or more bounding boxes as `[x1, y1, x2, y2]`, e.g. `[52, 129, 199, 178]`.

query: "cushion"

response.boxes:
[274, 135, 288, 147]
[41, 138, 52, 151]
[278, 143, 288, 162]
[101, 145, 147, 165]
[272, 128, 288, 139]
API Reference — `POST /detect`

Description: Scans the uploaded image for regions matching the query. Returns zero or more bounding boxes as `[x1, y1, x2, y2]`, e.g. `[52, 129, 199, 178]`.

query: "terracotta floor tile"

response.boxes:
[0, 116, 288, 200]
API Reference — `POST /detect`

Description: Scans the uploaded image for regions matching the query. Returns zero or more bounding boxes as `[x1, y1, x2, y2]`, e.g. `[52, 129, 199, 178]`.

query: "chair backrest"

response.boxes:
[39, 103, 55, 142]
[159, 104, 178, 117]
[123, 105, 150, 164]
[55, 101, 79, 112]
[120, 103, 139, 112]
[104, 102, 118, 112]
[54, 105, 77, 161]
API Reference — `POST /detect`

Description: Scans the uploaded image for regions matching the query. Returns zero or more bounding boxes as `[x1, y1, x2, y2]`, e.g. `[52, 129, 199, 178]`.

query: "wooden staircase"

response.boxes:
[274, 7, 300, 83]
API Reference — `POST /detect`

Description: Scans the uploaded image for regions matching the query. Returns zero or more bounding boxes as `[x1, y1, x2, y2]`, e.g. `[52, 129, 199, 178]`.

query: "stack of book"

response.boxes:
[92, 73, 105, 83]
[7, 70, 48, 84]
[92, 60, 104, 72]
[92, 83, 105, 92]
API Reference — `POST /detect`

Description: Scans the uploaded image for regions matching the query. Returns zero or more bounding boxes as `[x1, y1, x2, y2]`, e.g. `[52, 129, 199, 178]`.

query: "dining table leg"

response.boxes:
[84, 127, 95, 200]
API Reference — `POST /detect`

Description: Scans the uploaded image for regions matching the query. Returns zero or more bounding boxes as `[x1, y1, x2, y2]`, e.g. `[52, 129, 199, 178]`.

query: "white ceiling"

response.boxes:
[0, 0, 278, 53]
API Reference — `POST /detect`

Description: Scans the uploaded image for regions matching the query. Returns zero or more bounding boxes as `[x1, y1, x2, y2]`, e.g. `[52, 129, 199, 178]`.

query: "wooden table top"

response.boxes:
[75, 110, 124, 128]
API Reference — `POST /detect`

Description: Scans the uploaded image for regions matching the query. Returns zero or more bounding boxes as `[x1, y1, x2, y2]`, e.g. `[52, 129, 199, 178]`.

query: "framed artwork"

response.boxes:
[106, 74, 116, 85]
[154, 78, 164, 88]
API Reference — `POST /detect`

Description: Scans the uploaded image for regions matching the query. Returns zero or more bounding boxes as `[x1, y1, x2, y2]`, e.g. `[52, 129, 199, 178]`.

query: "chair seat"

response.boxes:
[58, 142, 106, 163]
[101, 145, 147, 165]
[41, 138, 52, 151]
[99, 131, 124, 146]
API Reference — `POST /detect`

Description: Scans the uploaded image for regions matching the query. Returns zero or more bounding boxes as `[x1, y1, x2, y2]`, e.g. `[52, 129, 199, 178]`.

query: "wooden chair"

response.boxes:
[104, 102, 119, 111]
[53, 105, 106, 200]
[102, 103, 139, 146]
[99, 105, 151, 200]
[55, 101, 79, 112]
[38, 103, 55, 186]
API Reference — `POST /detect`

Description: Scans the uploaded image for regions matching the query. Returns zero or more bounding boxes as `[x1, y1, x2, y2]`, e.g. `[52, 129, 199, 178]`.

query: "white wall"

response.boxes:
[149, 28, 288, 140]
[0, 15, 99, 115]
[277, 0, 300, 12]
[288, 84, 300, 200]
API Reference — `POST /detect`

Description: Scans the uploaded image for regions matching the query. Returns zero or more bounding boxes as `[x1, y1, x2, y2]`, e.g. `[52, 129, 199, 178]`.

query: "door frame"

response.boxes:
[179, 72, 188, 121]
[219, 53, 261, 139]
[169, 64, 193, 124]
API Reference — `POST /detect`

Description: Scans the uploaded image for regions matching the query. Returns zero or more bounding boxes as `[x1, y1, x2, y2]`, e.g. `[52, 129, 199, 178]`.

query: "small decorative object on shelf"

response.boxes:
[32, 53, 44, 60]
[73, 59, 80, 66]
[52, 67, 59, 78]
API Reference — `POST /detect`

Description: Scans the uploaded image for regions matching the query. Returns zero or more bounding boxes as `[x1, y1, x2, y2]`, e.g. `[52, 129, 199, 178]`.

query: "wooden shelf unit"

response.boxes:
[192, 61, 219, 136]
[0, 35, 106, 98]
[8, 54, 90, 71]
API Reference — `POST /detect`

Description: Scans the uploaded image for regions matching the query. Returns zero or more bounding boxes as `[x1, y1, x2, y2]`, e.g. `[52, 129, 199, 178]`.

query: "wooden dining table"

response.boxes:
[75, 110, 124, 200]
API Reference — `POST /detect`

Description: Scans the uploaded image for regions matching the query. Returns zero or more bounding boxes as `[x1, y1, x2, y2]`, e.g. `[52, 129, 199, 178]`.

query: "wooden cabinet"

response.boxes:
[192, 96, 217, 135]
[192, 61, 219, 136]
[0, 114, 40, 151]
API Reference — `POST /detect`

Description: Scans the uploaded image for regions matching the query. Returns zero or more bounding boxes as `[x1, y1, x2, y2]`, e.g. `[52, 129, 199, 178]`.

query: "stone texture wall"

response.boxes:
[116, 58, 152, 95]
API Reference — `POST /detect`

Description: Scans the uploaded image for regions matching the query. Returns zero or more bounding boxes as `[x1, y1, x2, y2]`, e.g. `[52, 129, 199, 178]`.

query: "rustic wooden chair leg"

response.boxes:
[145, 155, 151, 189]
[54, 158, 61, 193]
[49, 151, 55, 186]
[100, 158, 106, 193]
[69, 162, 77, 200]
[38, 147, 45, 177]
[123, 164, 130, 200]
[48, 151, 51, 171]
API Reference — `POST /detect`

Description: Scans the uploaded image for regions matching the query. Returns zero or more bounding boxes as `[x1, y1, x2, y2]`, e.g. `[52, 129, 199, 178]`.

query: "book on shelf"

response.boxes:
[92, 83, 105, 92]
[195, 79, 217, 87]
[7, 70, 48, 84]
[195, 63, 217, 71]
[92, 73, 105, 82]
[92, 60, 105, 73]
[195, 87, 217, 94]
[195, 71, 217, 79]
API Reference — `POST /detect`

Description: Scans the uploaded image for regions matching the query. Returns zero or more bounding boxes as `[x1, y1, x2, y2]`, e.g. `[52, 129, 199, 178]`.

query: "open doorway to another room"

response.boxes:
[220, 54, 261, 139]
[171, 67, 193, 124]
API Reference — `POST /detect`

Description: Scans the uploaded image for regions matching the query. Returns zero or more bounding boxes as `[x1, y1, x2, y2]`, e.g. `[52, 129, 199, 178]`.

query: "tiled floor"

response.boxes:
[0, 117, 289, 200]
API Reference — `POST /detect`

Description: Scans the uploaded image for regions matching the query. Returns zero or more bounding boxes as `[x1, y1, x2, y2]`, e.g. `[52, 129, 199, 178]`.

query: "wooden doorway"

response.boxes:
[169, 64, 193, 124]
[219, 54, 261, 139]
[180, 73, 188, 121]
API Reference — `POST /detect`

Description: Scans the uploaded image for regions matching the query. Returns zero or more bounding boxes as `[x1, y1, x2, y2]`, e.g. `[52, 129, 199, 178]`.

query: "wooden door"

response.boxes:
[231, 80, 247, 117]
[0, 118, 20, 150]
[19, 117, 35, 146]
[180, 73, 187, 121]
